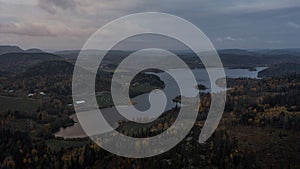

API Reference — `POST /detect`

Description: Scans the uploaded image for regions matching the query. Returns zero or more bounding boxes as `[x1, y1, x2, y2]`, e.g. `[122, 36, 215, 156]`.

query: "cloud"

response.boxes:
[0, 21, 94, 38]
[288, 21, 300, 29]
[0, 0, 37, 5]
[1, 0, 300, 49]
[226, 1, 300, 13]
[0, 22, 55, 37]
[266, 40, 282, 44]
[216, 36, 243, 42]
[224, 37, 237, 41]
[38, 0, 76, 14]
[37, 0, 143, 15]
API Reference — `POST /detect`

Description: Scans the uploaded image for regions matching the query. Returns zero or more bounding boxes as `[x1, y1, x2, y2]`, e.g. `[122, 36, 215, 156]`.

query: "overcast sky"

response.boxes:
[0, 0, 300, 50]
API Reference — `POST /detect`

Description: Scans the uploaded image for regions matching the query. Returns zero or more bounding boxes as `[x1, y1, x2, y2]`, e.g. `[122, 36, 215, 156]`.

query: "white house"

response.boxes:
[75, 100, 86, 104]
[28, 93, 34, 97]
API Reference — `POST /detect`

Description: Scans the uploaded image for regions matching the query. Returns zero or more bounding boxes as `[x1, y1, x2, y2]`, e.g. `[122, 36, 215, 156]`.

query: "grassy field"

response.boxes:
[0, 96, 40, 112]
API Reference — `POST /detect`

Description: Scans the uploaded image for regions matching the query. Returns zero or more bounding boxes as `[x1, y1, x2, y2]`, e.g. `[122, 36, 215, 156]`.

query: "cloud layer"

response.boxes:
[0, 0, 300, 50]
[288, 21, 300, 29]
[38, 0, 76, 14]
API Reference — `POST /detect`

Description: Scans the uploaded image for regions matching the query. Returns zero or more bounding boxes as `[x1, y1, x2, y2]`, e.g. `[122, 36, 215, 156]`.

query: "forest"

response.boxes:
[0, 47, 299, 168]
[0, 70, 299, 168]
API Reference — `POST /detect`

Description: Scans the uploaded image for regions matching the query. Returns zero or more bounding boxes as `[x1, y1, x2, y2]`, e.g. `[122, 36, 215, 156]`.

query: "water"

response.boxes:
[54, 67, 267, 138]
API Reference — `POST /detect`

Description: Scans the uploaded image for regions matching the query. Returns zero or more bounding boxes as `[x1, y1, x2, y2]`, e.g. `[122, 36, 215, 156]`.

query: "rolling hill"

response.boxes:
[0, 45, 45, 55]
[0, 45, 24, 55]
[22, 60, 75, 77]
[258, 63, 300, 78]
[0, 52, 63, 72]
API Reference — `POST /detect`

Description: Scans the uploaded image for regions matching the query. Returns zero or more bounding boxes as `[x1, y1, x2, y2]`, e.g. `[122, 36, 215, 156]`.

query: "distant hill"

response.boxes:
[217, 49, 300, 68]
[252, 48, 300, 56]
[22, 60, 74, 77]
[54, 49, 127, 60]
[2, 45, 300, 71]
[135, 48, 300, 68]
[218, 49, 258, 56]
[0, 52, 63, 72]
[54, 50, 80, 59]
[25, 48, 45, 53]
[0, 45, 24, 55]
[54, 48, 300, 69]
[258, 63, 300, 78]
[21, 60, 97, 78]
[0, 45, 45, 55]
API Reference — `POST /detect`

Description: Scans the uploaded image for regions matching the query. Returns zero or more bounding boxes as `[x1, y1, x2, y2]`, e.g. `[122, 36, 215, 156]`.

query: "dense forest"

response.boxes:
[0, 46, 299, 168]
[1, 72, 299, 168]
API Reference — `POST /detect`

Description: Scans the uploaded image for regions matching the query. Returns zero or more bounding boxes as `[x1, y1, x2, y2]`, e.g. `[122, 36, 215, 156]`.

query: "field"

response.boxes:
[0, 96, 40, 112]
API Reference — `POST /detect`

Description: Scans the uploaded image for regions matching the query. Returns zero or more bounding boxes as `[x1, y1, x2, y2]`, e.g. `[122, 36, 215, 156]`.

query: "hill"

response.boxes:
[252, 48, 300, 56]
[22, 60, 74, 77]
[137, 48, 300, 68]
[0, 45, 45, 55]
[218, 49, 258, 56]
[258, 63, 300, 78]
[25, 48, 45, 53]
[0, 52, 62, 72]
[0, 45, 24, 55]
[2, 46, 300, 71]
[219, 49, 300, 68]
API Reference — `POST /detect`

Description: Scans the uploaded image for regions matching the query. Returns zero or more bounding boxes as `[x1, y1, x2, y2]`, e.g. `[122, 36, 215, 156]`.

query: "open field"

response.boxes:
[0, 96, 40, 112]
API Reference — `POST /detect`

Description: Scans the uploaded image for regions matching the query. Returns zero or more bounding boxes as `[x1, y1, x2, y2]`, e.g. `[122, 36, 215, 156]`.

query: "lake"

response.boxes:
[54, 67, 267, 138]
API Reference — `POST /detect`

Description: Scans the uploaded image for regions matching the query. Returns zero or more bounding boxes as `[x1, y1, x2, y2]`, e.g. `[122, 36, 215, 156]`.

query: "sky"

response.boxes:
[0, 0, 300, 50]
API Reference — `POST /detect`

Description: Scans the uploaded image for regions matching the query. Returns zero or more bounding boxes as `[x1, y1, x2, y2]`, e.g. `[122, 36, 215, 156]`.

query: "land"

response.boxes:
[0, 96, 40, 112]
[258, 63, 300, 78]
[225, 125, 300, 168]
[0, 45, 300, 169]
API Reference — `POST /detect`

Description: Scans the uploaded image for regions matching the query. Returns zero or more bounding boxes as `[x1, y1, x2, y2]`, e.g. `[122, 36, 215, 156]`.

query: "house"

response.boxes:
[28, 93, 34, 97]
[75, 100, 86, 104]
